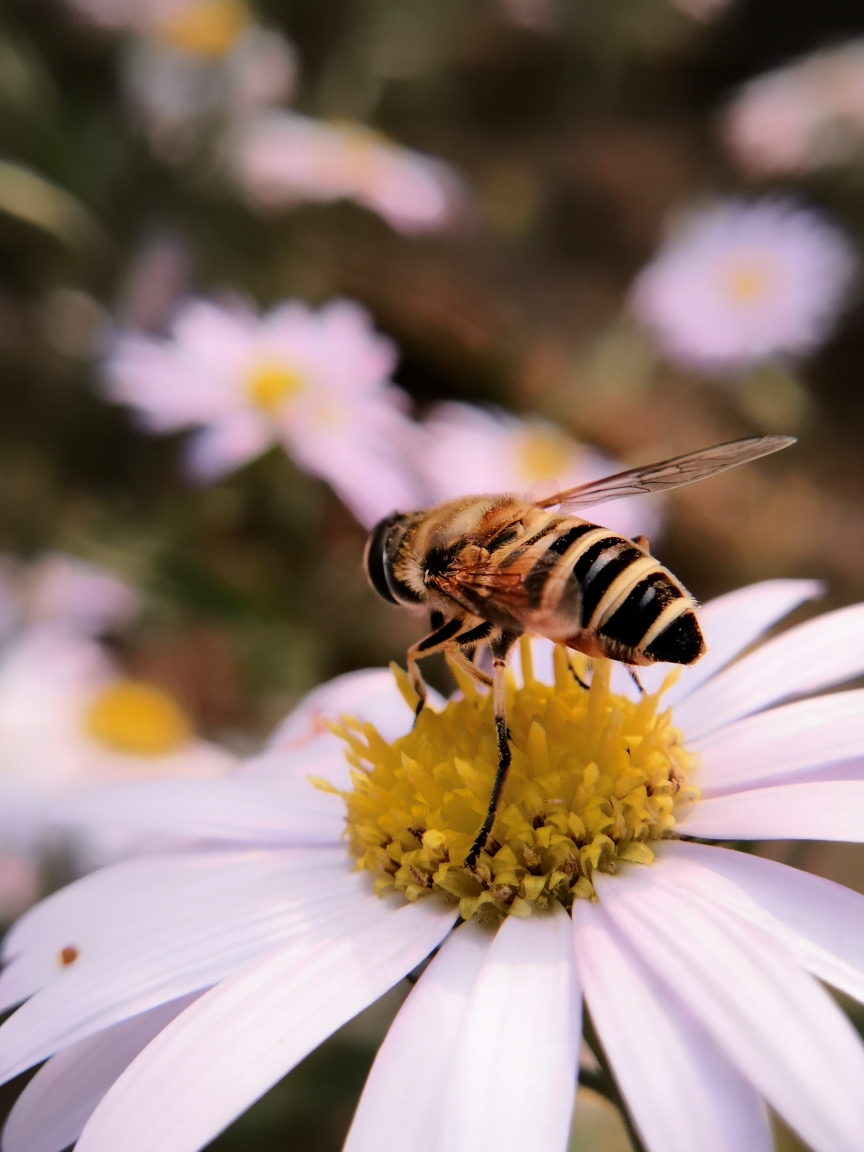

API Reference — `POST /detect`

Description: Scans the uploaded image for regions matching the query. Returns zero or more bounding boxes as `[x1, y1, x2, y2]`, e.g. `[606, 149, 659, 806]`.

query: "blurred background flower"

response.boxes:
[630, 200, 856, 375]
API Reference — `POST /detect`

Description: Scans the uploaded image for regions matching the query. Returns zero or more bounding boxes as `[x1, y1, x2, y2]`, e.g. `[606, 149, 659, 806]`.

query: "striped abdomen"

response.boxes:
[518, 518, 704, 666]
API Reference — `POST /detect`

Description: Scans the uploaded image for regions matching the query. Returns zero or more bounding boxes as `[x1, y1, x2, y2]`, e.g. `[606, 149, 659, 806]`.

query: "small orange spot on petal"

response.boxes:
[60, 946, 79, 966]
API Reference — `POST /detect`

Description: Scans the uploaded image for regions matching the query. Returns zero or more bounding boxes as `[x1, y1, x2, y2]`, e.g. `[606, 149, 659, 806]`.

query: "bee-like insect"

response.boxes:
[364, 434, 795, 866]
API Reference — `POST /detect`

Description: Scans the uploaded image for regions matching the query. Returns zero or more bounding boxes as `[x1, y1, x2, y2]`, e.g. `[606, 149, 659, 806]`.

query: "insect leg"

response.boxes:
[406, 617, 465, 717]
[466, 629, 522, 869]
[633, 535, 650, 552]
[627, 667, 645, 695]
[449, 646, 493, 688]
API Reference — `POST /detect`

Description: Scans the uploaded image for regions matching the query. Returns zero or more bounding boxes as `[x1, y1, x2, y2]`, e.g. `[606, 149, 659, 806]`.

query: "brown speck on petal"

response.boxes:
[60, 946, 79, 966]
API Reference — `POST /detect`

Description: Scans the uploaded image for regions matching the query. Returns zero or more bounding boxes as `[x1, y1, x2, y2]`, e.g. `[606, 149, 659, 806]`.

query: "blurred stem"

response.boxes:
[580, 1010, 648, 1152]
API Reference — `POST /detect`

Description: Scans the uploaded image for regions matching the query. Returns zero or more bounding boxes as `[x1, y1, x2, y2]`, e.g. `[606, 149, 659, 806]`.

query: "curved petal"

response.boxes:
[573, 900, 771, 1152]
[0, 849, 370, 1078]
[184, 410, 273, 484]
[694, 690, 864, 794]
[675, 603, 864, 740]
[655, 842, 864, 1005]
[659, 579, 822, 706]
[3, 995, 200, 1152]
[677, 781, 864, 841]
[596, 865, 864, 1152]
[74, 900, 457, 1152]
[436, 903, 581, 1152]
[344, 920, 494, 1152]
[56, 778, 343, 846]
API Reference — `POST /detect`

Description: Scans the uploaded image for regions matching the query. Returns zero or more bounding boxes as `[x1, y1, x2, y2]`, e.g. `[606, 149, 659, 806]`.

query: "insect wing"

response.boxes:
[540, 435, 796, 513]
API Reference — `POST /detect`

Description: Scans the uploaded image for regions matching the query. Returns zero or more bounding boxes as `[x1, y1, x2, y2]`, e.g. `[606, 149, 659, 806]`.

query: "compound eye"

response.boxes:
[364, 516, 399, 605]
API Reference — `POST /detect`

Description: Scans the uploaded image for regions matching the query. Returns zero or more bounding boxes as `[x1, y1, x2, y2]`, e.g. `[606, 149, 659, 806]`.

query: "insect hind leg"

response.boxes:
[465, 629, 521, 869]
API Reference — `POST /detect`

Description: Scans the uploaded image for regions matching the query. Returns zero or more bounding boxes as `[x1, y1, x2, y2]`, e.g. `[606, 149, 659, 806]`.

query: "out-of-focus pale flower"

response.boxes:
[630, 200, 856, 373]
[667, 0, 732, 21]
[0, 552, 140, 645]
[723, 41, 864, 177]
[5, 581, 864, 1152]
[104, 297, 426, 528]
[0, 625, 234, 915]
[226, 111, 466, 234]
[123, 24, 297, 164]
[63, 0, 250, 44]
[419, 403, 660, 542]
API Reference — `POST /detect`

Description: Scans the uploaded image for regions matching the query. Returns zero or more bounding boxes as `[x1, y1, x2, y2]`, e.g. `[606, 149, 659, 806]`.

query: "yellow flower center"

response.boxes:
[517, 428, 578, 486]
[84, 680, 193, 756]
[724, 261, 771, 304]
[326, 642, 698, 922]
[245, 362, 305, 412]
[155, 0, 250, 57]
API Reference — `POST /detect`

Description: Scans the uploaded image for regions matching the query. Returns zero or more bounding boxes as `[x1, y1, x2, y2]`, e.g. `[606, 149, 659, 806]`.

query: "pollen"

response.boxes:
[329, 641, 698, 921]
[245, 362, 306, 412]
[84, 680, 193, 756]
[155, 0, 250, 57]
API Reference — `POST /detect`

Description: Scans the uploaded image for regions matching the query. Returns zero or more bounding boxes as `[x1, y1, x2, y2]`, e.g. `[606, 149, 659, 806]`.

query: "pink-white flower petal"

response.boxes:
[184, 409, 273, 484]
[678, 780, 864, 841]
[0, 848, 370, 1074]
[74, 900, 457, 1152]
[436, 903, 581, 1152]
[694, 689, 864, 794]
[674, 602, 864, 740]
[344, 920, 494, 1152]
[655, 842, 864, 1005]
[56, 777, 342, 845]
[3, 994, 199, 1152]
[596, 865, 864, 1152]
[573, 899, 771, 1152]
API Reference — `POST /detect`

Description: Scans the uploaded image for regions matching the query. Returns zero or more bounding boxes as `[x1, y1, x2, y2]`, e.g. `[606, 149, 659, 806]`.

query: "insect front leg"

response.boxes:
[466, 629, 522, 869]
[406, 617, 466, 719]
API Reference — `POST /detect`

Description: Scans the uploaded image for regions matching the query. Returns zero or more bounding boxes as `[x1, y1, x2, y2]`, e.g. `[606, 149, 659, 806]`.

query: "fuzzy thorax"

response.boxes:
[324, 641, 699, 921]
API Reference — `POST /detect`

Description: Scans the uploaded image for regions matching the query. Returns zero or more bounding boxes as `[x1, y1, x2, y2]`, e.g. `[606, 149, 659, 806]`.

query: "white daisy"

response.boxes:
[420, 402, 661, 542]
[0, 624, 234, 917]
[3, 579, 864, 1151]
[63, 0, 249, 45]
[630, 200, 856, 373]
[226, 111, 466, 234]
[723, 40, 864, 177]
[104, 296, 427, 528]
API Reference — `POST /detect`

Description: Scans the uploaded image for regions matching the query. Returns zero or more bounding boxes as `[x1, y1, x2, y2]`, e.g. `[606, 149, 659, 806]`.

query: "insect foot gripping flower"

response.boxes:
[104, 296, 427, 528]
[420, 402, 661, 542]
[226, 111, 467, 234]
[630, 200, 857, 374]
[723, 41, 864, 178]
[0, 624, 234, 899]
[7, 581, 864, 1152]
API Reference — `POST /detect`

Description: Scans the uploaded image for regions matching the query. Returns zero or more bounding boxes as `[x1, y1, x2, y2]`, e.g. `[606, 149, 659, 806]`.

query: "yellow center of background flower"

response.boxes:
[85, 680, 193, 756]
[725, 261, 771, 303]
[245, 362, 305, 412]
[155, 0, 250, 57]
[327, 642, 698, 922]
[517, 428, 576, 485]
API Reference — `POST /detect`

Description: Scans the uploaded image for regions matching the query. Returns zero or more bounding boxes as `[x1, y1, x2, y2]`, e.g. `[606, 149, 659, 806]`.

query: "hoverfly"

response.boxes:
[364, 434, 795, 867]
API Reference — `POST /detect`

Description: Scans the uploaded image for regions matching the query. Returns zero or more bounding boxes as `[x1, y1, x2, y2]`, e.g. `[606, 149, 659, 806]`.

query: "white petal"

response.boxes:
[184, 410, 273, 484]
[656, 841, 864, 1005]
[596, 865, 864, 1152]
[661, 579, 822, 706]
[0, 848, 370, 1077]
[675, 603, 864, 740]
[694, 689, 864, 794]
[344, 920, 494, 1152]
[573, 900, 771, 1152]
[678, 780, 864, 841]
[268, 669, 420, 752]
[436, 903, 581, 1152]
[56, 778, 343, 845]
[75, 900, 457, 1152]
[3, 995, 199, 1152]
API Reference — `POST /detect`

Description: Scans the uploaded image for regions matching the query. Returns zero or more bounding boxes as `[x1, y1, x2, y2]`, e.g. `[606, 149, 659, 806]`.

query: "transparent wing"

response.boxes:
[537, 436, 796, 513]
